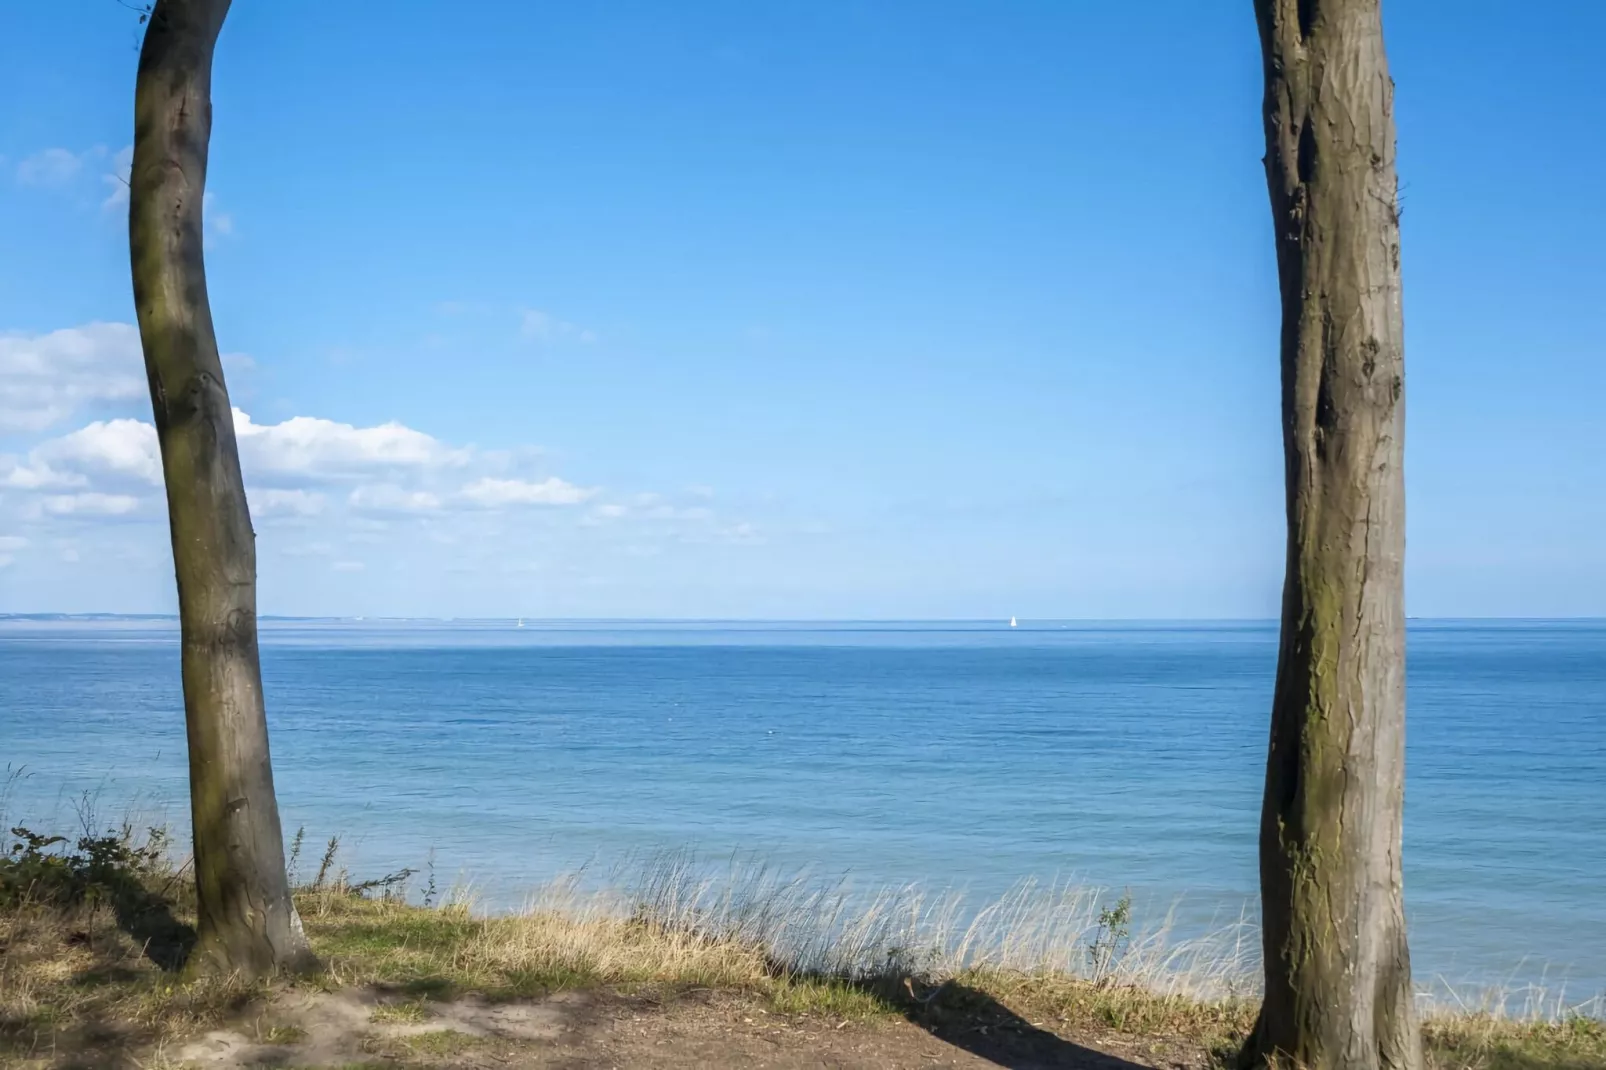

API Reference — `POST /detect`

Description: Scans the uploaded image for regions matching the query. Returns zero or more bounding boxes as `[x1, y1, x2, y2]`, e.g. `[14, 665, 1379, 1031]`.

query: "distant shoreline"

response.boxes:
[5, 614, 1605, 624]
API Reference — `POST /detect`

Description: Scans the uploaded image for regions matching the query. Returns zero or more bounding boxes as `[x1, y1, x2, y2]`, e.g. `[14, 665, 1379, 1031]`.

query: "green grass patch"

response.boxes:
[767, 977, 894, 1019]
[398, 1029, 485, 1056]
[1425, 1014, 1606, 1070]
[368, 999, 429, 1024]
[260, 1022, 309, 1044]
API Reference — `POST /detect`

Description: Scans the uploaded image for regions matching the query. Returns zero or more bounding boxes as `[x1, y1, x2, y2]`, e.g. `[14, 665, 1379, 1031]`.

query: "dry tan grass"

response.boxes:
[0, 898, 267, 1063]
[4, 829, 1603, 1069]
[293, 862, 1604, 1065]
[521, 857, 1261, 995]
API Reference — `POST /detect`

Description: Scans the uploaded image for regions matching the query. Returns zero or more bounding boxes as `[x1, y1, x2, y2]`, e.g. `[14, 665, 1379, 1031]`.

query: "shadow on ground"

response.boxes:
[0, 883, 197, 1068]
[865, 977, 1150, 1070]
[107, 876, 196, 972]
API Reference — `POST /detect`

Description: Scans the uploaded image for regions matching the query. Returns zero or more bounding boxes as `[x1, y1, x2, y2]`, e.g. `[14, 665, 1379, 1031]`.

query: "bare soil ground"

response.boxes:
[157, 984, 1190, 1070]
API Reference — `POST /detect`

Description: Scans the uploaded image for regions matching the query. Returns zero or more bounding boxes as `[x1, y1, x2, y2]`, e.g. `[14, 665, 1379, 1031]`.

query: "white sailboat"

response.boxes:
[1009, 616, 1018, 628]
[516, 618, 525, 628]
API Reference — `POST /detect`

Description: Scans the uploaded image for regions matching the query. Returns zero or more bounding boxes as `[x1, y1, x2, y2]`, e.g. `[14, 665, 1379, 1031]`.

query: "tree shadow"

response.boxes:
[104, 875, 197, 972]
[860, 977, 1153, 1070]
[0, 903, 192, 1066]
[1, 973, 144, 1068]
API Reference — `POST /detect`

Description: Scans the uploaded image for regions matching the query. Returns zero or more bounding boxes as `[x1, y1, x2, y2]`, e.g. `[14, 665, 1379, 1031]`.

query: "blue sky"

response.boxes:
[1, 1, 1601, 619]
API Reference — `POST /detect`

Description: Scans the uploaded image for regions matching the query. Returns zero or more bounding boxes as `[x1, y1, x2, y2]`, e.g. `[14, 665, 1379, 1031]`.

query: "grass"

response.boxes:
[2, 823, 1602, 1068]
[1424, 1015, 1606, 1070]
[366, 1001, 429, 1024]
[393, 1029, 483, 1056]
[260, 1023, 309, 1044]
[300, 889, 899, 1019]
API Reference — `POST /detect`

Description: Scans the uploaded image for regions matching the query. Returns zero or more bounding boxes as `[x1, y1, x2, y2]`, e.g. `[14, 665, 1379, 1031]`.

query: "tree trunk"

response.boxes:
[130, 0, 315, 979]
[1245, 1, 1421, 1068]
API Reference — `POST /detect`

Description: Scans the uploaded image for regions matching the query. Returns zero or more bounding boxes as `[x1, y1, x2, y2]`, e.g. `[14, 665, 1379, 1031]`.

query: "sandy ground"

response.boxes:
[154, 984, 1201, 1070]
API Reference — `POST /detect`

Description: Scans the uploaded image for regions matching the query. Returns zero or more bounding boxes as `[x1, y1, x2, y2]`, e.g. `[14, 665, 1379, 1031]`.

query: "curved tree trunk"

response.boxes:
[130, 0, 315, 979]
[1245, 1, 1421, 1068]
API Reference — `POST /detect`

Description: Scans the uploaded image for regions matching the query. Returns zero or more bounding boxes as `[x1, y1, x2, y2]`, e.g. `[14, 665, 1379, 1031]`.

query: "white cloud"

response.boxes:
[6, 404, 472, 499]
[278, 541, 334, 558]
[31, 418, 163, 487]
[0, 327, 759, 599]
[519, 308, 598, 345]
[203, 190, 234, 237]
[4, 403, 739, 560]
[103, 146, 133, 209]
[459, 476, 595, 508]
[348, 484, 442, 514]
[233, 409, 467, 481]
[0, 323, 146, 432]
[644, 504, 713, 521]
[250, 488, 325, 518]
[586, 498, 713, 523]
[0, 456, 74, 490]
[41, 492, 142, 517]
[519, 309, 554, 339]
[16, 148, 83, 186]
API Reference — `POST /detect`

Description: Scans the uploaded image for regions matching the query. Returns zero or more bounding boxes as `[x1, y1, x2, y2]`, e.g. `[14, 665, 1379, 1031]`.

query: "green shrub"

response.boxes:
[1, 824, 171, 909]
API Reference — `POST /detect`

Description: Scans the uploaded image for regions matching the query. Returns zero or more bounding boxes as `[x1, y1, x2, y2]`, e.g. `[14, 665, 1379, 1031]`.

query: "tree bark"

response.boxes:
[130, 0, 315, 979]
[1245, 2, 1421, 1069]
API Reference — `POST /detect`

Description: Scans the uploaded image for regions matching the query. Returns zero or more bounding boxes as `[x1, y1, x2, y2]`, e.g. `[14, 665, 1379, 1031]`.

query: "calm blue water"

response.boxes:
[1, 619, 1602, 998]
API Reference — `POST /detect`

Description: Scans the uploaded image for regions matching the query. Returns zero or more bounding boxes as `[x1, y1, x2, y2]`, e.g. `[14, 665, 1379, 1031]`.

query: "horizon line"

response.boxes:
[3, 613, 1603, 625]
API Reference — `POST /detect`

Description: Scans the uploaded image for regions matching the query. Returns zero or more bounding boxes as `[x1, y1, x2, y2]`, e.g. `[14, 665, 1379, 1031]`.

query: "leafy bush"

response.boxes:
[1086, 891, 1132, 986]
[1, 824, 171, 909]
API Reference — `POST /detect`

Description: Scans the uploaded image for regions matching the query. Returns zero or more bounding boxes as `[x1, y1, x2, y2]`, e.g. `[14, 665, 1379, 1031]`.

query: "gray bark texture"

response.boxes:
[130, 0, 315, 979]
[1246, 1, 1422, 1069]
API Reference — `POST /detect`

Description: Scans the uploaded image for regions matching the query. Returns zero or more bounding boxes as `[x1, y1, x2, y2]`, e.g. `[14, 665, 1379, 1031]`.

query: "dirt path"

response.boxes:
[163, 985, 1199, 1070]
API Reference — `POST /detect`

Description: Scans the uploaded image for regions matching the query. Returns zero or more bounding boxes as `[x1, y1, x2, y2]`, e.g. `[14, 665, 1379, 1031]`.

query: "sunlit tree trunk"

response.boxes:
[130, 0, 315, 978]
[1245, 1, 1422, 1068]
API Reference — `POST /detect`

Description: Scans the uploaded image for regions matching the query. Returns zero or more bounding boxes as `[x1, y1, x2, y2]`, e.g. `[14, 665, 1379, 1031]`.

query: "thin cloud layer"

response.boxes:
[249, 488, 326, 518]
[348, 484, 444, 514]
[40, 492, 142, 517]
[519, 308, 598, 345]
[460, 476, 595, 507]
[16, 147, 84, 186]
[103, 146, 133, 209]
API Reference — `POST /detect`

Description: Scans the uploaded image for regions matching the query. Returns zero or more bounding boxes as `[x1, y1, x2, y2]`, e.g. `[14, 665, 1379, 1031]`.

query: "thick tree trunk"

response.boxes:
[1245, 2, 1421, 1068]
[130, 0, 315, 978]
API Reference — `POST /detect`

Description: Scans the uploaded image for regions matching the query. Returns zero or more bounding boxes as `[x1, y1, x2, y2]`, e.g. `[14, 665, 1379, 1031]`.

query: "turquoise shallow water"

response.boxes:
[1, 618, 1602, 998]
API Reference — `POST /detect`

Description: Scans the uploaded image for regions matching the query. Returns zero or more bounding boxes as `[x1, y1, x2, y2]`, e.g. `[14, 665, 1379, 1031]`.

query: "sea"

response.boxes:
[1, 618, 1602, 1002]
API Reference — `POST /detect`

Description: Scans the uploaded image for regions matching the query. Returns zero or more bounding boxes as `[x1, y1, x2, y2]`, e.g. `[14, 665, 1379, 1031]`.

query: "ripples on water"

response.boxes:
[1, 617, 1602, 999]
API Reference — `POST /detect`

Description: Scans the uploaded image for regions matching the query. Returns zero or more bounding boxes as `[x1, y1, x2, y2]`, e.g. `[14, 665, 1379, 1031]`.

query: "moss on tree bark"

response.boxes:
[130, 0, 316, 979]
[1245, 2, 1422, 1068]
